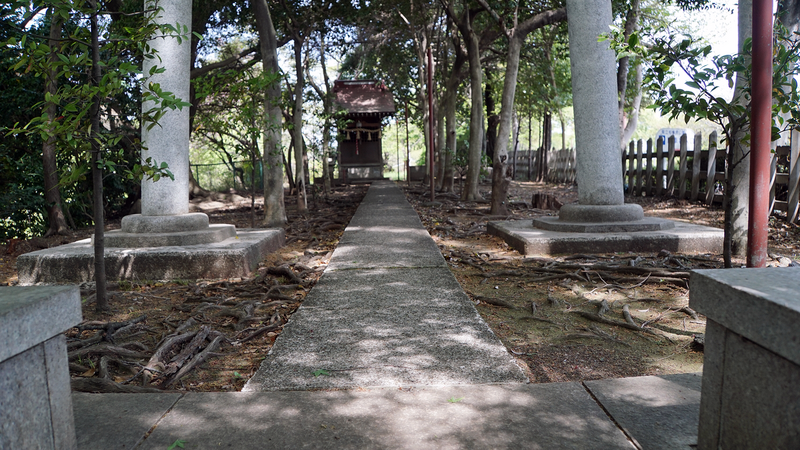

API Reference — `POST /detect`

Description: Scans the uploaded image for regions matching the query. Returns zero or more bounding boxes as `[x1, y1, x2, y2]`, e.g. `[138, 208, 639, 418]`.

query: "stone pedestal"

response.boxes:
[16, 0, 285, 284]
[690, 268, 800, 449]
[0, 286, 82, 450]
[118, 0, 228, 248]
[486, 0, 725, 256]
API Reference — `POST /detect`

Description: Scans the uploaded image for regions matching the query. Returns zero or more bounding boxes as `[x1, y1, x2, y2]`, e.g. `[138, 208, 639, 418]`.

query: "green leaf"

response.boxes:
[447, 397, 465, 403]
[312, 369, 330, 377]
[167, 439, 186, 450]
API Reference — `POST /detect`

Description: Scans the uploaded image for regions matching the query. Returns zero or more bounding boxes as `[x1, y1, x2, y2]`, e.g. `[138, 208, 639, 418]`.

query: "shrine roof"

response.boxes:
[333, 80, 396, 117]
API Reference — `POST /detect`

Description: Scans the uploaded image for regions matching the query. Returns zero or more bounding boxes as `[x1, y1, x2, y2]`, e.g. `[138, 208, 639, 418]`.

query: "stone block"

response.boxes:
[690, 268, 800, 449]
[533, 216, 674, 233]
[17, 229, 284, 284]
[102, 223, 236, 248]
[0, 286, 81, 450]
[690, 268, 800, 365]
[488, 219, 723, 256]
[0, 286, 83, 362]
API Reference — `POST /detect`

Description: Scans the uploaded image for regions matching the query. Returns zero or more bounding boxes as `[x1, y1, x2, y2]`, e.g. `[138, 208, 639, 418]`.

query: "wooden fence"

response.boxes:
[621, 130, 800, 224]
[509, 130, 800, 224]
[511, 148, 576, 184]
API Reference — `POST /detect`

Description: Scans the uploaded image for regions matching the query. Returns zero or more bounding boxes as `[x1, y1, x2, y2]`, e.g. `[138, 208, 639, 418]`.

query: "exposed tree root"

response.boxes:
[571, 310, 657, 335]
[164, 335, 224, 388]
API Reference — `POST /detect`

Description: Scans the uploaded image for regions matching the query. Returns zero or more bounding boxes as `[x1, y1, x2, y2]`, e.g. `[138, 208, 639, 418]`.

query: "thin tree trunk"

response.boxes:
[729, 0, 753, 259]
[283, 140, 295, 191]
[527, 113, 533, 181]
[318, 32, 332, 194]
[436, 97, 446, 190]
[542, 111, 552, 181]
[617, 0, 640, 136]
[485, 6, 566, 212]
[43, 7, 69, 237]
[292, 34, 307, 212]
[620, 63, 643, 146]
[90, 3, 107, 312]
[251, 133, 257, 228]
[463, 15, 484, 201]
[253, 0, 286, 227]
[442, 67, 461, 193]
[511, 108, 520, 180]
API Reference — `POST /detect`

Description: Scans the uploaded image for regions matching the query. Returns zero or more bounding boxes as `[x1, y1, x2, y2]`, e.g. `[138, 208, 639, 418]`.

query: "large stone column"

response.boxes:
[109, 0, 234, 246]
[534, 0, 668, 232]
[141, 0, 191, 217]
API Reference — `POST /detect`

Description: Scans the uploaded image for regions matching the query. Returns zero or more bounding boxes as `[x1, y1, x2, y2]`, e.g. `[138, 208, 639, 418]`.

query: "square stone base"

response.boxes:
[16, 229, 284, 284]
[487, 219, 723, 256]
[1, 286, 81, 449]
[690, 268, 800, 449]
[696, 320, 800, 449]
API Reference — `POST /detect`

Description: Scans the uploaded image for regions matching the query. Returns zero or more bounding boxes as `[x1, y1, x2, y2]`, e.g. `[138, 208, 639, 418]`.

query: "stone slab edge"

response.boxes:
[488, 220, 722, 256]
[103, 224, 236, 248]
[0, 285, 82, 361]
[142, 382, 634, 449]
[72, 392, 183, 450]
[16, 229, 283, 285]
[584, 373, 702, 450]
[690, 267, 800, 366]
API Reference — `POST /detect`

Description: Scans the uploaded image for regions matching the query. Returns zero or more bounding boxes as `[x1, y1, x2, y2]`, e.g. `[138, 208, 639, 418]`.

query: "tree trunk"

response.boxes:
[292, 34, 307, 212]
[283, 144, 295, 191]
[485, 69, 497, 164]
[486, 8, 566, 209]
[527, 113, 533, 181]
[617, 0, 640, 139]
[511, 108, 520, 180]
[540, 111, 552, 181]
[441, 35, 465, 194]
[463, 17, 484, 201]
[729, 0, 753, 260]
[435, 98, 446, 190]
[90, 4, 107, 312]
[319, 32, 332, 195]
[42, 7, 69, 238]
[620, 63, 643, 147]
[253, 0, 286, 227]
[490, 34, 522, 215]
[777, 0, 800, 144]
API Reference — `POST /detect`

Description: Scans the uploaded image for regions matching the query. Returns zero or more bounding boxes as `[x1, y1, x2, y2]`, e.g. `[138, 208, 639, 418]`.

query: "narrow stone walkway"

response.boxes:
[244, 181, 527, 390]
[71, 181, 703, 449]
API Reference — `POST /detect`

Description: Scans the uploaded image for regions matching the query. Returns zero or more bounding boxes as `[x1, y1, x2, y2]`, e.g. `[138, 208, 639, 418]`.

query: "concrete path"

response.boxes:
[244, 181, 526, 390]
[71, 181, 702, 449]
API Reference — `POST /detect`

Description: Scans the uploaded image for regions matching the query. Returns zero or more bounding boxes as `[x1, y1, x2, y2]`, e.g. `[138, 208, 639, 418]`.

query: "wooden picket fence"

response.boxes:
[511, 147, 576, 184]
[509, 130, 800, 224]
[622, 130, 800, 224]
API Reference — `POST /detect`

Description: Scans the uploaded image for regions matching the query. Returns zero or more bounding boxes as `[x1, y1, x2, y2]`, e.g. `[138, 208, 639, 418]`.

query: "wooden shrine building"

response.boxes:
[333, 80, 396, 182]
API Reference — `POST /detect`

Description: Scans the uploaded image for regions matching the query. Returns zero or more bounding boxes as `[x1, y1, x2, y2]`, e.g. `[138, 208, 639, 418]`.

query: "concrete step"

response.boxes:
[73, 373, 701, 450]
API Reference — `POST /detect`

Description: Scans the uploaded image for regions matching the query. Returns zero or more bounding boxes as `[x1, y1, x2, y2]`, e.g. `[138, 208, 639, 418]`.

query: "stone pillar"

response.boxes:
[109, 0, 235, 246]
[556, 0, 643, 224]
[141, 0, 190, 217]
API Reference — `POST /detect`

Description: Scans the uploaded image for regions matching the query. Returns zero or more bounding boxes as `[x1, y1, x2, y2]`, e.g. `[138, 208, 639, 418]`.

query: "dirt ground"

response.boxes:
[2, 181, 799, 391]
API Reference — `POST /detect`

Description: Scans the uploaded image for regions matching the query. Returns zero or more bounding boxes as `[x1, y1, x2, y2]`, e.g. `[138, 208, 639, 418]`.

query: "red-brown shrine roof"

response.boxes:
[333, 80, 396, 117]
